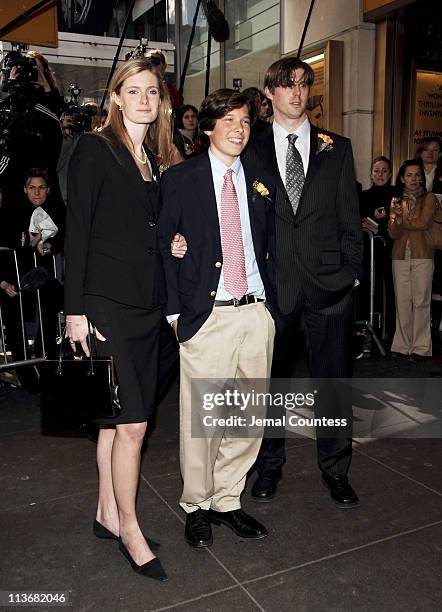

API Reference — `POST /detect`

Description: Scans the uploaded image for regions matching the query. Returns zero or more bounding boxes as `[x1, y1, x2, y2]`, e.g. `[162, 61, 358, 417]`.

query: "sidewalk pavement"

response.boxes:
[0, 351, 441, 611]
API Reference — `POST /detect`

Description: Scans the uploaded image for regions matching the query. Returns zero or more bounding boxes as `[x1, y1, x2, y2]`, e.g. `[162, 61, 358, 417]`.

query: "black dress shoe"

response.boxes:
[251, 474, 280, 502]
[118, 539, 168, 581]
[408, 353, 428, 363]
[93, 520, 160, 551]
[184, 509, 213, 548]
[209, 509, 268, 539]
[322, 474, 359, 509]
[390, 351, 406, 358]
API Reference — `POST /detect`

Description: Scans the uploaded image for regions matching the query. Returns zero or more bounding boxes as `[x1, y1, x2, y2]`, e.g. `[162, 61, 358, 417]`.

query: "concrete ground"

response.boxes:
[0, 350, 441, 612]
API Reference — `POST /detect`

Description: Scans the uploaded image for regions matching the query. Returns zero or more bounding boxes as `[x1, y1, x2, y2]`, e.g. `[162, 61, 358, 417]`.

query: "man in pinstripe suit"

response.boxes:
[247, 57, 363, 508]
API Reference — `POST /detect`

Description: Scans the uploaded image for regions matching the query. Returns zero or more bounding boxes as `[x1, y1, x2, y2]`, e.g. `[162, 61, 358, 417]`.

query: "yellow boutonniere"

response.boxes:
[253, 181, 270, 198]
[317, 133, 334, 153]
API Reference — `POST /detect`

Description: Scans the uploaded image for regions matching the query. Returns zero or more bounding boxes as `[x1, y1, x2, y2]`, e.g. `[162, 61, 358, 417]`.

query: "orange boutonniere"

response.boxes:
[317, 133, 334, 153]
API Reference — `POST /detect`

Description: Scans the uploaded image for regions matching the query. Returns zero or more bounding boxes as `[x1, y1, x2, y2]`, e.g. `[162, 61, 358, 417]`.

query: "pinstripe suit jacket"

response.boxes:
[246, 123, 363, 314]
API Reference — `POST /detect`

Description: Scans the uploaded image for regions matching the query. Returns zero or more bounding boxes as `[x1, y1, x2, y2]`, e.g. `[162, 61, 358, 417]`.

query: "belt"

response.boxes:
[214, 294, 265, 307]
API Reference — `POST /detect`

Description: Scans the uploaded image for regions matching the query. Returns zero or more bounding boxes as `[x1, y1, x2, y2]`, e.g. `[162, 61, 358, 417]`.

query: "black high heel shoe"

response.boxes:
[93, 521, 160, 552]
[93, 520, 118, 540]
[118, 538, 168, 582]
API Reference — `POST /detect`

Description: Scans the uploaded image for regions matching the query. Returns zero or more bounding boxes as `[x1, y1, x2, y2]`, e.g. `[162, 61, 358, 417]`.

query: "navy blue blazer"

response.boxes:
[158, 151, 278, 342]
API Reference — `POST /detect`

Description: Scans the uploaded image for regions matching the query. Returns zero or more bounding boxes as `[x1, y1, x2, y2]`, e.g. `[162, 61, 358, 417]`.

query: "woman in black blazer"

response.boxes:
[65, 58, 184, 581]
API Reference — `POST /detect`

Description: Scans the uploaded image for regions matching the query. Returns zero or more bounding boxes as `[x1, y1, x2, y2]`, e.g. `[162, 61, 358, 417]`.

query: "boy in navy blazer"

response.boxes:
[159, 89, 277, 548]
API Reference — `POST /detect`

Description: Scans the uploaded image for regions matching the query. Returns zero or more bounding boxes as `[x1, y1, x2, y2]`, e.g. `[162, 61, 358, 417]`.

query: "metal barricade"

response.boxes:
[355, 229, 387, 358]
[0, 247, 60, 371]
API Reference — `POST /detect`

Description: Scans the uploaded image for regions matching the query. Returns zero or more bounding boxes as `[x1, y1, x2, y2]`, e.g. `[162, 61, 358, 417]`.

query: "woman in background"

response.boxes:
[360, 156, 397, 345]
[175, 104, 203, 158]
[416, 137, 442, 350]
[389, 160, 436, 361]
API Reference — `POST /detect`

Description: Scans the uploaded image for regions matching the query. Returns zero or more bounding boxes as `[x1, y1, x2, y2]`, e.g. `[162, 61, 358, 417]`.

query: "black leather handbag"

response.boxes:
[53, 326, 122, 421]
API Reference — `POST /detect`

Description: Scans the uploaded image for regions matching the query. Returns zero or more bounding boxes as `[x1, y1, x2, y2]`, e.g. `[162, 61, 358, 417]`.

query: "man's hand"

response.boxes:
[65, 314, 106, 357]
[171, 233, 187, 259]
[0, 281, 18, 298]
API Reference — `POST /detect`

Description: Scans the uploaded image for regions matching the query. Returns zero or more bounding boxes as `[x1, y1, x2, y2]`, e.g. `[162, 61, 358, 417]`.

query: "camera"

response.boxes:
[0, 49, 41, 158]
[232, 78, 242, 92]
[125, 38, 153, 61]
[1, 49, 38, 93]
[62, 84, 97, 134]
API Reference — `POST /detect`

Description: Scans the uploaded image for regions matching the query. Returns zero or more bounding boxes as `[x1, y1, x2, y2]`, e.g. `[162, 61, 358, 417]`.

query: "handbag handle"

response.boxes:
[57, 319, 96, 375]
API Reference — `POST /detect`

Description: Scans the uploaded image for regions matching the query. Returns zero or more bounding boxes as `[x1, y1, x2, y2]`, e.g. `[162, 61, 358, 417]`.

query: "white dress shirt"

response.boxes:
[208, 148, 265, 301]
[273, 117, 310, 185]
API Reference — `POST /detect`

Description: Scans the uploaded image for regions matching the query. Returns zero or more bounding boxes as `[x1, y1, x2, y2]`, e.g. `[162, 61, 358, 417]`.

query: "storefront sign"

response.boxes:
[413, 70, 442, 147]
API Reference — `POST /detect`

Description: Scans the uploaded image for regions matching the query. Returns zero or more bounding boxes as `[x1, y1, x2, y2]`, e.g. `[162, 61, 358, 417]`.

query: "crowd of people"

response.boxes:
[0, 48, 441, 582]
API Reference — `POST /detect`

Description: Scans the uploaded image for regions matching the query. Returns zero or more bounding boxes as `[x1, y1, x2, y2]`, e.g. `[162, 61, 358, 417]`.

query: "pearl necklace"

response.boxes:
[133, 146, 147, 165]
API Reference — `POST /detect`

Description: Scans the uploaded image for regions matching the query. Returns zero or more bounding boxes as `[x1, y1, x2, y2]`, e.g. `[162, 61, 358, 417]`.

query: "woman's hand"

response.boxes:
[171, 319, 178, 340]
[374, 207, 387, 219]
[37, 241, 52, 256]
[65, 315, 106, 357]
[171, 233, 187, 259]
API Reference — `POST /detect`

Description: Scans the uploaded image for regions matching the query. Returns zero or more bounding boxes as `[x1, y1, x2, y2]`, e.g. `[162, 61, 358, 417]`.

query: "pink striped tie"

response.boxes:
[220, 168, 248, 300]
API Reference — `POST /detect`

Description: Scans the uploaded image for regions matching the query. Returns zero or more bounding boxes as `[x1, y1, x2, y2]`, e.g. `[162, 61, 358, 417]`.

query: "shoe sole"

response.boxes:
[184, 535, 213, 548]
[209, 518, 268, 539]
[321, 480, 359, 509]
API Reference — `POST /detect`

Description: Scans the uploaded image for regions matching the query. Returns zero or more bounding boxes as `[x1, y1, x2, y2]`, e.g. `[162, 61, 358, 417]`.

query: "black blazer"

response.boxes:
[64, 130, 165, 314]
[247, 123, 363, 314]
[158, 152, 278, 342]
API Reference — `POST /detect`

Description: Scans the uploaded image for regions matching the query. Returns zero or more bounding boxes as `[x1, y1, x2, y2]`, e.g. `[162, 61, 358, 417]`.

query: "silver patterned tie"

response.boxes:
[286, 133, 305, 215]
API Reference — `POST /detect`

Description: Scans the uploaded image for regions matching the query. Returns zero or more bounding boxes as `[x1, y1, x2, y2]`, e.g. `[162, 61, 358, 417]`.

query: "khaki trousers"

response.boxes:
[179, 302, 275, 513]
[391, 249, 434, 356]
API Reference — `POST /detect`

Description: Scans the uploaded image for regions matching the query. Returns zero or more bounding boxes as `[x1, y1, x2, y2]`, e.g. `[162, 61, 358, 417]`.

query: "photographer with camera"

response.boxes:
[57, 87, 100, 205]
[0, 49, 63, 241]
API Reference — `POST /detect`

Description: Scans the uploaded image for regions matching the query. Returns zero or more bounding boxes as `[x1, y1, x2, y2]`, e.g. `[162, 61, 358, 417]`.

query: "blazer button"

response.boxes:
[215, 261, 222, 268]
[147, 220, 156, 227]
[147, 247, 155, 255]
[210, 290, 216, 297]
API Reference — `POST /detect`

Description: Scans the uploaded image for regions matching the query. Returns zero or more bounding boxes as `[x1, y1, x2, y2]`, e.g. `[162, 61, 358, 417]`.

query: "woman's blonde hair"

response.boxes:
[103, 57, 173, 167]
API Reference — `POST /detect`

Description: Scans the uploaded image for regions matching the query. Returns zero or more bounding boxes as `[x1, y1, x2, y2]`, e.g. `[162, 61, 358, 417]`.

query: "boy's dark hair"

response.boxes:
[24, 167, 50, 186]
[264, 57, 314, 92]
[198, 88, 254, 134]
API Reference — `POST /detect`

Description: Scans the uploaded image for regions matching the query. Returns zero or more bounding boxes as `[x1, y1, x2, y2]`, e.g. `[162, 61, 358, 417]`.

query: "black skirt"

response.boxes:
[84, 294, 162, 425]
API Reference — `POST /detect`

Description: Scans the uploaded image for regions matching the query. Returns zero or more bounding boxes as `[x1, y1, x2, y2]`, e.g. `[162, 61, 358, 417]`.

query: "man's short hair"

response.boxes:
[198, 88, 254, 134]
[264, 57, 314, 92]
[24, 167, 50, 186]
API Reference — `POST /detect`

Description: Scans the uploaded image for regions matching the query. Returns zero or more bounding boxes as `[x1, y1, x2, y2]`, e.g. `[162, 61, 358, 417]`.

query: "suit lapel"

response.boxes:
[115, 141, 156, 217]
[258, 126, 287, 195]
[241, 155, 262, 256]
[197, 153, 222, 248]
[301, 123, 321, 197]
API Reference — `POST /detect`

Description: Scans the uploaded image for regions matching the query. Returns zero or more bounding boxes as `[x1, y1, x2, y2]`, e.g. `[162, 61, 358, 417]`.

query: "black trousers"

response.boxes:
[255, 290, 354, 478]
